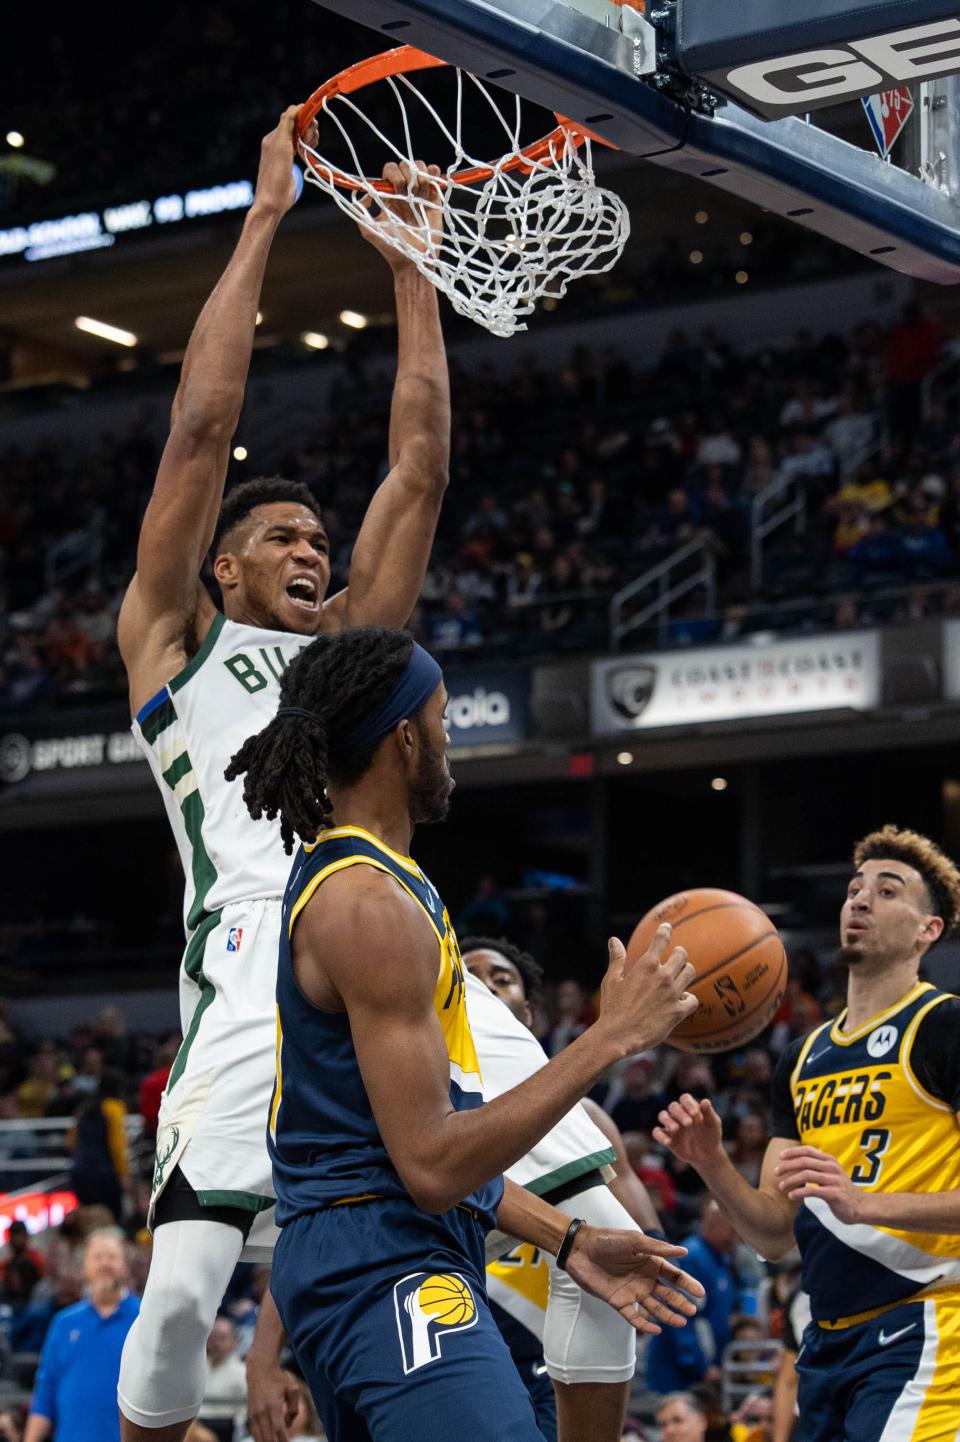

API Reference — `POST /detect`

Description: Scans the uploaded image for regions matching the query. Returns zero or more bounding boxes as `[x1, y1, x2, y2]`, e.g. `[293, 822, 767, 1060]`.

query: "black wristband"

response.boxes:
[556, 1216, 586, 1272]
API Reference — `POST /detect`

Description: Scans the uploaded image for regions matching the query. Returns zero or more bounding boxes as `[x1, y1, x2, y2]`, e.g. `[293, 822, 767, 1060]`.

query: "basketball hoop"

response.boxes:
[295, 47, 631, 338]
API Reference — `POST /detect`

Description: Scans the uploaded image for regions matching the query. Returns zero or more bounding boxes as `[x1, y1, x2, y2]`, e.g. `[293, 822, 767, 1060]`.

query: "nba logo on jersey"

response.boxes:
[392, 1272, 477, 1373]
[226, 927, 243, 953]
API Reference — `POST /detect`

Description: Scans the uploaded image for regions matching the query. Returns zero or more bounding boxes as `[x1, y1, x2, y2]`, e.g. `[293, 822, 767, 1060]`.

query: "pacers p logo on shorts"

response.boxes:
[393, 1271, 477, 1373]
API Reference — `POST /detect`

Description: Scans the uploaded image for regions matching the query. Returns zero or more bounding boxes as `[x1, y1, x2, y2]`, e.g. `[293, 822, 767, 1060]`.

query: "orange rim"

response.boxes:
[295, 45, 609, 192]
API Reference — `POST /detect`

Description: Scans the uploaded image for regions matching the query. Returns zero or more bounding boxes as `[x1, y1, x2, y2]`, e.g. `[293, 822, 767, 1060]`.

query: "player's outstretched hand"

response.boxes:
[564, 1225, 705, 1335]
[775, 1145, 863, 1223]
[245, 1351, 300, 1442]
[652, 1093, 724, 1170]
[360, 160, 444, 270]
[596, 929, 698, 1058]
[254, 106, 304, 219]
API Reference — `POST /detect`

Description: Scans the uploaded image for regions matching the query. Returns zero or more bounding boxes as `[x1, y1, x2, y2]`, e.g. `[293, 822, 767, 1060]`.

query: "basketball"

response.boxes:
[627, 889, 787, 1054]
[417, 1273, 475, 1326]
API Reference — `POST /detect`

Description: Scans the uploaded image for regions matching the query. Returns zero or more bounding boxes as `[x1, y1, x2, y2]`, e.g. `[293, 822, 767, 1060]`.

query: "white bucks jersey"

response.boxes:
[464, 971, 616, 1194]
[133, 614, 309, 931]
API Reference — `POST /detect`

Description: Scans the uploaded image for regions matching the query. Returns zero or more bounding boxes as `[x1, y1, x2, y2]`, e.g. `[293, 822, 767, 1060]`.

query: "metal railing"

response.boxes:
[609, 534, 717, 650]
[922, 337, 960, 415]
[722, 1336, 784, 1414]
[750, 472, 808, 593]
[0, 1114, 146, 1194]
[43, 509, 105, 591]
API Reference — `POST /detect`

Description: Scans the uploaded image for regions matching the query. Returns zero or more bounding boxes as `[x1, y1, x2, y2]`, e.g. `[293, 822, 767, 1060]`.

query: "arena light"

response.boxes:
[695, 209, 709, 224]
[617, 751, 634, 766]
[339, 309, 368, 329]
[74, 315, 137, 348]
[689, 250, 703, 264]
[233, 446, 248, 462]
[735, 271, 749, 284]
[255, 311, 263, 326]
[6, 131, 24, 149]
[301, 331, 329, 350]
[740, 231, 753, 245]
[711, 776, 729, 792]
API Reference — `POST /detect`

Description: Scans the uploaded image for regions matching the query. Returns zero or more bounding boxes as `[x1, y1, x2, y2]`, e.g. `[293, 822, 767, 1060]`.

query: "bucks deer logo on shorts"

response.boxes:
[392, 1272, 477, 1373]
[152, 1125, 180, 1195]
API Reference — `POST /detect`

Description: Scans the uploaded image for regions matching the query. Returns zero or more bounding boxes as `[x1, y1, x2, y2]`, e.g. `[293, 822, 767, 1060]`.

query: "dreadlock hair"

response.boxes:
[214, 477, 320, 553]
[225, 626, 415, 853]
[853, 824, 960, 935]
[459, 935, 545, 1007]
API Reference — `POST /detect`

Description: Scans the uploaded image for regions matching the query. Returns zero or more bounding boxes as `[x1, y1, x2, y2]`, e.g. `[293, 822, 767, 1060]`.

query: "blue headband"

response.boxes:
[278, 642, 442, 752]
[349, 643, 443, 751]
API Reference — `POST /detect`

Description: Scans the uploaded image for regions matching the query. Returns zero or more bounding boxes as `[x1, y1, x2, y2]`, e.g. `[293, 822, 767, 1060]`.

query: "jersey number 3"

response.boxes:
[851, 1127, 891, 1186]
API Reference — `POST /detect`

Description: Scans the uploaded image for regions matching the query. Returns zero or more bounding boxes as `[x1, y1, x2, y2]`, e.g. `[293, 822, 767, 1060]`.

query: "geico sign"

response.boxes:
[722, 18, 960, 117]
[447, 687, 511, 731]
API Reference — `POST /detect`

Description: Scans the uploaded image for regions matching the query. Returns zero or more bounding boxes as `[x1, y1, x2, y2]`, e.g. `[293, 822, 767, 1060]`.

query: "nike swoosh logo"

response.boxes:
[806, 1047, 831, 1066]
[879, 1323, 917, 1346]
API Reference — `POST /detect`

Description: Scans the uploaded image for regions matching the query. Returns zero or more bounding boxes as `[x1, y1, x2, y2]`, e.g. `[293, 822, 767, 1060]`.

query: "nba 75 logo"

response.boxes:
[393, 1272, 477, 1373]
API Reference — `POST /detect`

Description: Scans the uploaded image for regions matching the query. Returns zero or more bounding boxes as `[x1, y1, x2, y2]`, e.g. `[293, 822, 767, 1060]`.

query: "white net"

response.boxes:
[299, 65, 631, 338]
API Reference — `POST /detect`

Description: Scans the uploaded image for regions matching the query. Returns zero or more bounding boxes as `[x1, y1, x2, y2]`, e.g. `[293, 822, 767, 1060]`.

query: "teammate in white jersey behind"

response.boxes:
[117, 109, 453, 1442]
[463, 936, 664, 1442]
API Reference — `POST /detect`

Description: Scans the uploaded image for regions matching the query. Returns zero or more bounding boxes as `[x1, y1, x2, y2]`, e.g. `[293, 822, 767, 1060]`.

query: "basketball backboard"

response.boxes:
[307, 0, 960, 283]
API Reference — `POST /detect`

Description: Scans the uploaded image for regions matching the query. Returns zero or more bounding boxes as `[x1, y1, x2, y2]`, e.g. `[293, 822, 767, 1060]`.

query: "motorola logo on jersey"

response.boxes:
[393, 1272, 478, 1373]
[867, 1025, 899, 1058]
[607, 664, 657, 721]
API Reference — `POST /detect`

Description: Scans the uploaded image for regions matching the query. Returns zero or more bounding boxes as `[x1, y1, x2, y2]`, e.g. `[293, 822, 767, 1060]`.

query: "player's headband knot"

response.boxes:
[276, 643, 443, 753]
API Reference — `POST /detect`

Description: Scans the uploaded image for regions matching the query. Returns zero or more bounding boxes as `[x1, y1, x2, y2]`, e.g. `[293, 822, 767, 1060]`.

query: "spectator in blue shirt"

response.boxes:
[898, 514, 951, 577]
[848, 513, 902, 580]
[645, 1200, 737, 1395]
[25, 1228, 139, 1442]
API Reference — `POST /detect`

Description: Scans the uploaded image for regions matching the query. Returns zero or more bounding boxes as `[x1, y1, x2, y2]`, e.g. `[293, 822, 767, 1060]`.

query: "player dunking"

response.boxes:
[228, 624, 703, 1442]
[116, 109, 452, 1441]
[654, 826, 960, 1442]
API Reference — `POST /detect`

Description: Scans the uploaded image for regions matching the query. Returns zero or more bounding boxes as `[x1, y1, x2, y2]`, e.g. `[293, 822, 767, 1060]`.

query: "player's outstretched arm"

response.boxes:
[497, 1179, 703, 1336]
[118, 109, 301, 711]
[296, 870, 696, 1217]
[653, 1096, 798, 1260]
[324, 161, 449, 632]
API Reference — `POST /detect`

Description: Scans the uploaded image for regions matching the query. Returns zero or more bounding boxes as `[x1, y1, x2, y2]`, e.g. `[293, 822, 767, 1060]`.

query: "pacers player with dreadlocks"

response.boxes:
[230, 625, 703, 1442]
[654, 826, 960, 1442]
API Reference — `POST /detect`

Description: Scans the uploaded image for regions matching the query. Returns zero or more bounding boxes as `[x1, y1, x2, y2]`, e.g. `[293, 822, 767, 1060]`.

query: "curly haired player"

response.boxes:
[655, 825, 960, 1442]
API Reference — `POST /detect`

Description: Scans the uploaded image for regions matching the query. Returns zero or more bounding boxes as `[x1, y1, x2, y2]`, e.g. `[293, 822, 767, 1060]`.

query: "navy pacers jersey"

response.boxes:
[772, 981, 960, 1324]
[268, 825, 503, 1231]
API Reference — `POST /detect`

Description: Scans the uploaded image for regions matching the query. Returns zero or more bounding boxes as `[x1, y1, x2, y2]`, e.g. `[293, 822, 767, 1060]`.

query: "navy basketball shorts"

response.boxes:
[796, 1289, 960, 1442]
[271, 1197, 548, 1442]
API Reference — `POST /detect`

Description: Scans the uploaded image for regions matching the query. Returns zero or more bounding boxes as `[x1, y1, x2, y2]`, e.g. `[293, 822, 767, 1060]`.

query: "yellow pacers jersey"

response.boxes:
[772, 982, 960, 1324]
[486, 1243, 551, 1345]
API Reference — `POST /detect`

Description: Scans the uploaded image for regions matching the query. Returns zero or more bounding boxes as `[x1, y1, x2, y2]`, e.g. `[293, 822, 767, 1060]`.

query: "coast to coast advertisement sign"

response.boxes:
[591, 631, 881, 735]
